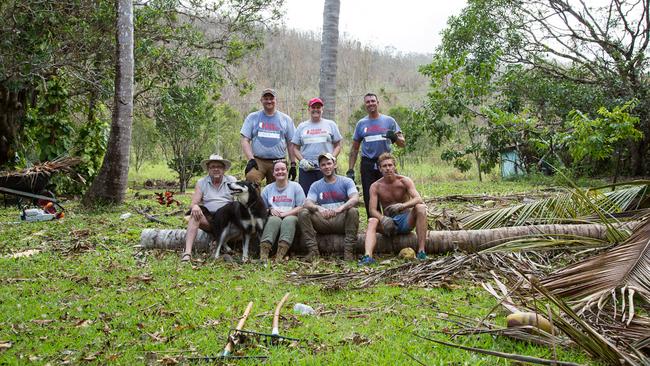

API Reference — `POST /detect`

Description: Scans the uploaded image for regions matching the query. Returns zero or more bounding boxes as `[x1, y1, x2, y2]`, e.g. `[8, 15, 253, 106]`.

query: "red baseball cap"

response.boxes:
[308, 97, 324, 107]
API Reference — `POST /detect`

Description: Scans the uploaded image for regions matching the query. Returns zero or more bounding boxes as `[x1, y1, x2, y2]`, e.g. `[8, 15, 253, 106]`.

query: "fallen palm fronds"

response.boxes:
[541, 218, 650, 324]
[0, 156, 82, 177]
[480, 258, 649, 365]
[462, 184, 649, 230]
[0, 157, 84, 192]
[295, 252, 550, 290]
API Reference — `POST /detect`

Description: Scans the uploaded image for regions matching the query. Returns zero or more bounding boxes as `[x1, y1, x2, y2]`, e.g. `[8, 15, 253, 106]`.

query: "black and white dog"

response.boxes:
[200, 180, 267, 261]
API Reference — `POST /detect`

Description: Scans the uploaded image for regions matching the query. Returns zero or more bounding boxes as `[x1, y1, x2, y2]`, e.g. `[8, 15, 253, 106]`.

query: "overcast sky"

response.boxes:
[282, 0, 468, 55]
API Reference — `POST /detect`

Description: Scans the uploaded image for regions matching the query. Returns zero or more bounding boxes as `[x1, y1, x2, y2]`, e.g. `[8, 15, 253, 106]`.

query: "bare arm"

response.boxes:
[189, 181, 204, 220]
[291, 143, 304, 161]
[334, 193, 359, 215]
[368, 183, 382, 219]
[240, 136, 254, 160]
[287, 140, 296, 164]
[332, 140, 342, 158]
[348, 140, 361, 171]
[303, 199, 320, 213]
[401, 177, 424, 209]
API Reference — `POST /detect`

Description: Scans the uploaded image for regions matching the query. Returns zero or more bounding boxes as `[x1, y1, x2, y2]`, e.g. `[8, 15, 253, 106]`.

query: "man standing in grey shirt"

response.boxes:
[241, 88, 297, 185]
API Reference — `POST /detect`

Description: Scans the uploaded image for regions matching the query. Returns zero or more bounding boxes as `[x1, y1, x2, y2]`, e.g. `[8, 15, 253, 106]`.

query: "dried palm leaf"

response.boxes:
[462, 184, 648, 230]
[525, 278, 642, 366]
[542, 218, 650, 324]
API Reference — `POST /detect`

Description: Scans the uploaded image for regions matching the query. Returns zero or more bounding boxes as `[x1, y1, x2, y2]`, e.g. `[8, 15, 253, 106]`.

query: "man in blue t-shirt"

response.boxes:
[298, 153, 359, 261]
[348, 93, 405, 214]
[241, 88, 297, 186]
[291, 97, 343, 195]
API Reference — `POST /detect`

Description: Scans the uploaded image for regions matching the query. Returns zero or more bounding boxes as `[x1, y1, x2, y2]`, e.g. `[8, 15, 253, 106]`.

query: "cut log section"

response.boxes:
[138, 222, 637, 256]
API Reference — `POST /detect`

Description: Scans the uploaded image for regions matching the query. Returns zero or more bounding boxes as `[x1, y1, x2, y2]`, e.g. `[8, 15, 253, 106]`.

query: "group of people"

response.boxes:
[181, 88, 428, 265]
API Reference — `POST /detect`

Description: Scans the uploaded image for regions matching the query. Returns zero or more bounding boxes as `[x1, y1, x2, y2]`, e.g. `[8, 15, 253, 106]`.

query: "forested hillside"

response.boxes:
[220, 28, 431, 133]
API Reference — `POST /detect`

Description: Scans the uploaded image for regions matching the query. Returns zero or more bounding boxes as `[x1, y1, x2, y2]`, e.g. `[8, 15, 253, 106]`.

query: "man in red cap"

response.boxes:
[290, 97, 343, 195]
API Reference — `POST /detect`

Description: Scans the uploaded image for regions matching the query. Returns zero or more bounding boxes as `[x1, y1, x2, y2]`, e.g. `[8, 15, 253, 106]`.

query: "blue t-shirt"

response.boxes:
[307, 176, 358, 210]
[291, 119, 342, 167]
[352, 114, 401, 159]
[261, 181, 305, 213]
[241, 110, 295, 159]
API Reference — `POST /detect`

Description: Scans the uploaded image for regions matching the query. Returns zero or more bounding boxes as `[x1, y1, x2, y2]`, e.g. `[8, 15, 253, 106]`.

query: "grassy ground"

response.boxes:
[0, 161, 602, 365]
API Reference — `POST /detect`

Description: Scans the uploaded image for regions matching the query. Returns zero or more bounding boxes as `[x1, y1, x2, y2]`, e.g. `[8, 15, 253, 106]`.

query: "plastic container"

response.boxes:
[293, 303, 315, 315]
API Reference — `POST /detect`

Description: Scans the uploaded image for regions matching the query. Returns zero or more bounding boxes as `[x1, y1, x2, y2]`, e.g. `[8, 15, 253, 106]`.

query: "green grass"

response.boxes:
[0, 184, 599, 365]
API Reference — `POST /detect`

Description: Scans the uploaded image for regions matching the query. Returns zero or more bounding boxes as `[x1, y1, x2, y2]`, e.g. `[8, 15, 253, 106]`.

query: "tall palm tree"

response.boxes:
[82, 0, 134, 205]
[318, 0, 340, 120]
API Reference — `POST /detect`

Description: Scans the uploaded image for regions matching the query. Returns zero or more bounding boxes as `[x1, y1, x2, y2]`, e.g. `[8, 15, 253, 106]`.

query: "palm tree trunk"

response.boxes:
[318, 0, 340, 120]
[82, 0, 134, 206]
[139, 222, 637, 255]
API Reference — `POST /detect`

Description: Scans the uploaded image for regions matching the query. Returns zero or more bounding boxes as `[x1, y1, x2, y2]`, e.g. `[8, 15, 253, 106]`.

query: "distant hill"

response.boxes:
[220, 27, 431, 133]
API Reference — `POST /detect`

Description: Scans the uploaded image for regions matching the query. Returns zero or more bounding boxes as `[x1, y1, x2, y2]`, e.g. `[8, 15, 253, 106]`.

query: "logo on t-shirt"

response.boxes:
[363, 125, 385, 134]
[257, 120, 282, 147]
[272, 195, 293, 203]
[319, 191, 345, 202]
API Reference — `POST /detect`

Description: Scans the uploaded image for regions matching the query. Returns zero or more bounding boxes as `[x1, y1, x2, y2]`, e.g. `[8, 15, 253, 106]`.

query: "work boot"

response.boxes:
[259, 241, 272, 261]
[304, 245, 320, 262]
[275, 241, 290, 262]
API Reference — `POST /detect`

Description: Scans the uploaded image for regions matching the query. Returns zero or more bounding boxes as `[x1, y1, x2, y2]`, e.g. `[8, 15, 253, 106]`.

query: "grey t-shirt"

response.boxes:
[198, 175, 236, 212]
[352, 114, 401, 159]
[261, 181, 305, 213]
[307, 176, 357, 209]
[291, 119, 342, 166]
[240, 110, 295, 159]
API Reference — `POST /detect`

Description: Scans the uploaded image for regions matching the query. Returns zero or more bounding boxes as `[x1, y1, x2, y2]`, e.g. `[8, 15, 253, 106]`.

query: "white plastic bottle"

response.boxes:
[293, 303, 315, 315]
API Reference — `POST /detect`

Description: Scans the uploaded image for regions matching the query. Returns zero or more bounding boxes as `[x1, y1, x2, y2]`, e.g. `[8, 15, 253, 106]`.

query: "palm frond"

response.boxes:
[478, 234, 611, 253]
[462, 184, 648, 231]
[542, 218, 650, 324]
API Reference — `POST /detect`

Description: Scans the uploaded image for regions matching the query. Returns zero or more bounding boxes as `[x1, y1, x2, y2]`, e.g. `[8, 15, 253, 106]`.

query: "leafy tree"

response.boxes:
[131, 114, 159, 173]
[23, 76, 74, 163]
[438, 0, 650, 175]
[156, 84, 218, 192]
[419, 53, 498, 181]
[562, 100, 642, 181]
[213, 104, 243, 162]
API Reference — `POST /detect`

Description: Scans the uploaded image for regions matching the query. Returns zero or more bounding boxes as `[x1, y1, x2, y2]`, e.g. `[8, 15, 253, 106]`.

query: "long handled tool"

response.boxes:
[186, 301, 267, 362]
[223, 301, 253, 357]
[234, 292, 302, 345]
[271, 292, 290, 338]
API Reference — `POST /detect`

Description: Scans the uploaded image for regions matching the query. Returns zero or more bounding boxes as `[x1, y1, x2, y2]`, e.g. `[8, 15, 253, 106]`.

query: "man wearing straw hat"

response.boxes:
[181, 154, 236, 262]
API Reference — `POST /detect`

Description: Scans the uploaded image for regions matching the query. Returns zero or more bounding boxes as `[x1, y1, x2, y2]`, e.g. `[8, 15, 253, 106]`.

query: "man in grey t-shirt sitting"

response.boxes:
[181, 154, 236, 262]
[298, 153, 359, 261]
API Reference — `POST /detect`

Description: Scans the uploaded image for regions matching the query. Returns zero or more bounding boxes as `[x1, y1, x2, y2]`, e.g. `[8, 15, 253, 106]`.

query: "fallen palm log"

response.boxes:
[138, 222, 638, 255]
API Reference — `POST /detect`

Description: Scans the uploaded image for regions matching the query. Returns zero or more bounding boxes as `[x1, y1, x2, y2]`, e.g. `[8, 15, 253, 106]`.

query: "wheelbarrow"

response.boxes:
[0, 172, 64, 213]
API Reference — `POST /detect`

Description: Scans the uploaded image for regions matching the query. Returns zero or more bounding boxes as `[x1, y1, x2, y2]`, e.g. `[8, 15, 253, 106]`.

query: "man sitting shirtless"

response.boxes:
[358, 152, 428, 265]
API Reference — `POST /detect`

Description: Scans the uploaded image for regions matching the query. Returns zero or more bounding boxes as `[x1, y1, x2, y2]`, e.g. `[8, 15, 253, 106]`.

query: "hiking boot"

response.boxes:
[259, 241, 272, 261]
[416, 251, 428, 261]
[304, 246, 320, 262]
[275, 241, 290, 262]
[358, 255, 377, 266]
